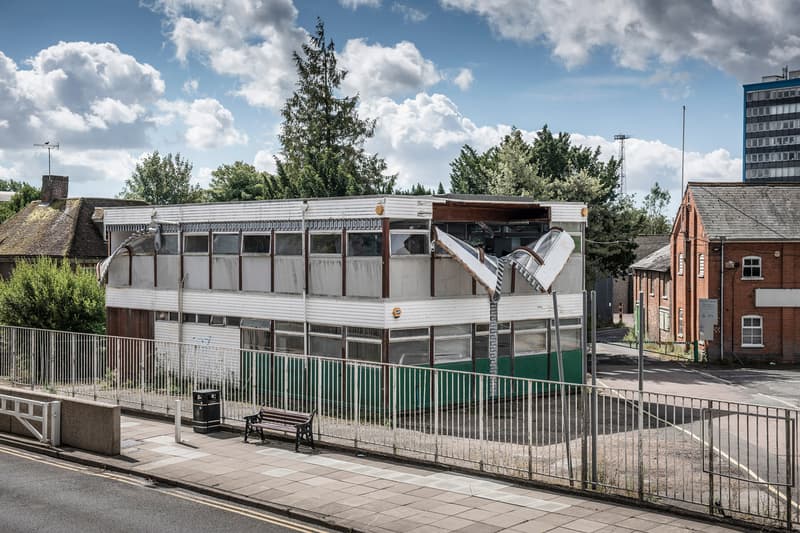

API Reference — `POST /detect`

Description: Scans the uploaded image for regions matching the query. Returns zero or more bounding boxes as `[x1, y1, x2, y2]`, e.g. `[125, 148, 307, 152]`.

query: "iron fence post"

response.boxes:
[71, 335, 76, 397]
[433, 369, 439, 462]
[49, 331, 55, 388]
[581, 290, 588, 489]
[637, 291, 644, 501]
[527, 380, 533, 480]
[392, 365, 397, 455]
[708, 400, 714, 516]
[591, 289, 598, 489]
[354, 362, 360, 449]
[478, 374, 484, 472]
[786, 411, 793, 531]
[316, 357, 323, 440]
[10, 328, 16, 385]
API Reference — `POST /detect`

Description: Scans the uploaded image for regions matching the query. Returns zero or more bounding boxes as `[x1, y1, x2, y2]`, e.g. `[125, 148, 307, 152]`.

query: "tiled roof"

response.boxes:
[689, 182, 800, 240]
[631, 244, 670, 273]
[0, 198, 144, 259]
[633, 234, 670, 261]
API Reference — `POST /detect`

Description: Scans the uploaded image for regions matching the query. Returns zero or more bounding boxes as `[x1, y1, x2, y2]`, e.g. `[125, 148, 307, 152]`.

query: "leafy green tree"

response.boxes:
[0, 258, 105, 334]
[0, 182, 40, 224]
[451, 125, 641, 280]
[275, 19, 395, 198]
[449, 145, 492, 194]
[207, 161, 276, 202]
[640, 182, 672, 234]
[120, 151, 201, 205]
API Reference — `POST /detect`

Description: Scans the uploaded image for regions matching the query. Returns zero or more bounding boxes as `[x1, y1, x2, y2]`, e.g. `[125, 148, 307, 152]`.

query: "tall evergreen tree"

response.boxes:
[275, 19, 395, 198]
[449, 144, 491, 194]
[120, 151, 201, 205]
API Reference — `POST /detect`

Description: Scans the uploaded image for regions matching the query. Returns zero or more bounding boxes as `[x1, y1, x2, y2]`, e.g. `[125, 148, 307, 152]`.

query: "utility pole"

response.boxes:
[34, 141, 59, 176]
[614, 134, 630, 194]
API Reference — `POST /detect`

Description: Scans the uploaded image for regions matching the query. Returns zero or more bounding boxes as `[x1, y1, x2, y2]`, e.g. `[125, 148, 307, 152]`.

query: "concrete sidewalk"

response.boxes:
[29, 414, 742, 533]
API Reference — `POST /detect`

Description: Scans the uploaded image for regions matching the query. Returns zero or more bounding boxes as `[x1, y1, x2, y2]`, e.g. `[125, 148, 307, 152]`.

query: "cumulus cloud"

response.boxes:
[182, 78, 198, 95]
[362, 91, 739, 201]
[340, 39, 441, 97]
[339, 0, 381, 8]
[439, 0, 800, 81]
[156, 98, 248, 150]
[392, 3, 428, 22]
[0, 42, 163, 150]
[254, 149, 278, 174]
[453, 68, 474, 90]
[153, 0, 306, 109]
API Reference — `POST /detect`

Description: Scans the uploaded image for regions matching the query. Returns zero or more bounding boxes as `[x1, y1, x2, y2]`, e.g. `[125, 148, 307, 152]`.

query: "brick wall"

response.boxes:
[673, 189, 800, 363]
[633, 270, 672, 343]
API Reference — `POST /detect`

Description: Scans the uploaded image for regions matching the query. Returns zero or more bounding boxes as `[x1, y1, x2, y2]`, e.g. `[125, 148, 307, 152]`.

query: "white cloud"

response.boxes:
[182, 78, 199, 95]
[439, 0, 800, 81]
[254, 149, 277, 174]
[340, 39, 441, 97]
[362, 91, 739, 202]
[157, 98, 248, 150]
[0, 42, 163, 149]
[154, 0, 306, 109]
[339, 0, 381, 8]
[453, 68, 474, 90]
[392, 3, 428, 22]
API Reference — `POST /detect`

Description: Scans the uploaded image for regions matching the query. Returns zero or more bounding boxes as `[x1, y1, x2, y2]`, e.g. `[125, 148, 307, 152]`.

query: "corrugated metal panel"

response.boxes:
[108, 288, 584, 329]
[383, 197, 433, 219]
[542, 202, 587, 224]
[181, 323, 241, 349]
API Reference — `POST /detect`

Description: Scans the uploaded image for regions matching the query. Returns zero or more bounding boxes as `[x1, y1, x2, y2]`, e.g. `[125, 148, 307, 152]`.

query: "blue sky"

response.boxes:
[0, 0, 796, 212]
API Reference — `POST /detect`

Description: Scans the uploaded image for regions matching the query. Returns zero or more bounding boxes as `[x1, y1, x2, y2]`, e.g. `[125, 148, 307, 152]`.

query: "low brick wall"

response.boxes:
[0, 386, 120, 455]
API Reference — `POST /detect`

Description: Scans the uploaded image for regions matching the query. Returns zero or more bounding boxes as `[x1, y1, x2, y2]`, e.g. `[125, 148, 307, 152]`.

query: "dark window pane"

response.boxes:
[275, 333, 304, 354]
[242, 235, 270, 254]
[391, 233, 428, 255]
[390, 220, 428, 230]
[275, 233, 302, 255]
[213, 234, 239, 255]
[275, 321, 304, 333]
[310, 335, 341, 358]
[474, 333, 511, 359]
[181, 313, 197, 323]
[226, 316, 241, 327]
[348, 341, 381, 362]
[389, 339, 429, 365]
[158, 234, 179, 255]
[184, 235, 208, 254]
[310, 234, 342, 254]
[241, 329, 270, 351]
[347, 233, 382, 256]
[197, 314, 210, 324]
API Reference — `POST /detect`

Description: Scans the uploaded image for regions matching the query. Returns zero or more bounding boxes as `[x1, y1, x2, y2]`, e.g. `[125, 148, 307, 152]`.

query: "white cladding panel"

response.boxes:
[108, 288, 582, 329]
[104, 196, 433, 228]
[542, 202, 587, 224]
[755, 289, 800, 307]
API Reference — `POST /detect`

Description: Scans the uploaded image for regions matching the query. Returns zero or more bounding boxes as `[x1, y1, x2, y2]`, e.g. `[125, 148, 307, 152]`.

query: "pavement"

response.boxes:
[2, 413, 745, 533]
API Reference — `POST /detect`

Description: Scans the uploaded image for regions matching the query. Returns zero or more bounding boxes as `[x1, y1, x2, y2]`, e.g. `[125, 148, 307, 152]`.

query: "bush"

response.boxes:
[0, 258, 105, 334]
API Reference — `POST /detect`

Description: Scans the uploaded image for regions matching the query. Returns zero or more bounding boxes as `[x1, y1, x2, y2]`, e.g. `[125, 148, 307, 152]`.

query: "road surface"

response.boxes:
[0, 444, 329, 533]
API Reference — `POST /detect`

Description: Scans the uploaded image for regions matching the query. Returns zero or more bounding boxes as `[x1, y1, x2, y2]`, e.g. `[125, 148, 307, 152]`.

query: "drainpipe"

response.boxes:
[719, 236, 725, 362]
[301, 200, 309, 356]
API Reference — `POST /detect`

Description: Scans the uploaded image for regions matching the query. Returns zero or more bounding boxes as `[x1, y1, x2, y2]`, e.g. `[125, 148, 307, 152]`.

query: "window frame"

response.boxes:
[661, 277, 669, 300]
[241, 233, 271, 255]
[742, 256, 763, 280]
[183, 233, 209, 255]
[678, 253, 684, 276]
[741, 315, 764, 348]
[389, 230, 430, 257]
[274, 232, 303, 256]
[158, 233, 180, 255]
[309, 232, 343, 256]
[658, 307, 670, 332]
[677, 308, 684, 338]
[212, 232, 240, 255]
[698, 253, 705, 278]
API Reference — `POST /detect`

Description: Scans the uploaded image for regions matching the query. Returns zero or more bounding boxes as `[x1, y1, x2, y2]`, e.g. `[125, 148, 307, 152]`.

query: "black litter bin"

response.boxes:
[193, 389, 220, 433]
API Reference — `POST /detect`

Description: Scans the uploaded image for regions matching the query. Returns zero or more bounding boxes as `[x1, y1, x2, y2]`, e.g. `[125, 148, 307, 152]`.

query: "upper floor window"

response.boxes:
[742, 256, 762, 279]
[183, 234, 208, 254]
[661, 278, 669, 299]
[241, 234, 270, 255]
[648, 273, 654, 296]
[678, 308, 684, 337]
[698, 254, 705, 278]
[212, 233, 239, 255]
[274, 233, 302, 256]
[741, 315, 763, 348]
[158, 234, 179, 255]
[678, 253, 685, 276]
[310, 233, 342, 255]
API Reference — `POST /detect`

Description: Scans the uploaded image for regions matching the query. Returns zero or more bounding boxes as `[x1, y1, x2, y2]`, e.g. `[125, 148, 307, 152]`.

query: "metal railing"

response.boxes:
[0, 325, 797, 529]
[0, 393, 61, 446]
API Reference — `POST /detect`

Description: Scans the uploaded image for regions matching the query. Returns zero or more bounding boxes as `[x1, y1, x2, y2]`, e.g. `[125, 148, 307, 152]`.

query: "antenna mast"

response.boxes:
[614, 134, 630, 194]
[34, 141, 60, 177]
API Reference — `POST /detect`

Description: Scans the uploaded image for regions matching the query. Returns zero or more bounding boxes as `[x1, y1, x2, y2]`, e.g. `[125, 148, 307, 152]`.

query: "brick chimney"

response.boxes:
[41, 175, 69, 203]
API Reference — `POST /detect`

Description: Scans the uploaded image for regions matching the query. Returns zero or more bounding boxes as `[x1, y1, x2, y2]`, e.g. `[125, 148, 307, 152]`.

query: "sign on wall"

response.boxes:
[699, 299, 718, 340]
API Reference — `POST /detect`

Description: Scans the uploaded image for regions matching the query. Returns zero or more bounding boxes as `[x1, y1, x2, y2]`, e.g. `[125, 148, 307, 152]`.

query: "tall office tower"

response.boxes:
[743, 67, 800, 182]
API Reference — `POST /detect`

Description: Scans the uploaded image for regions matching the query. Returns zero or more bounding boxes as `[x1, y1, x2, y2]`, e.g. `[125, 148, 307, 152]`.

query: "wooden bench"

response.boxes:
[244, 407, 316, 452]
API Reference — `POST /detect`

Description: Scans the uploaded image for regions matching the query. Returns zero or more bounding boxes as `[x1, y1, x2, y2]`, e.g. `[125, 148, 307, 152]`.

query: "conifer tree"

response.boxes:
[275, 19, 395, 198]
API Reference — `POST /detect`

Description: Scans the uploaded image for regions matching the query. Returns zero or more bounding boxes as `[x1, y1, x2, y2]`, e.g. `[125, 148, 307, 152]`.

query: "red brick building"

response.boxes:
[672, 182, 800, 363]
[631, 245, 671, 343]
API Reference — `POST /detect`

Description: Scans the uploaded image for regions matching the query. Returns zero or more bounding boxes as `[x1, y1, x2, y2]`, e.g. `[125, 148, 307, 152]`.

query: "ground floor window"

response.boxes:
[389, 328, 429, 365]
[308, 324, 342, 358]
[741, 315, 763, 347]
[513, 320, 548, 356]
[433, 324, 471, 364]
[274, 321, 304, 354]
[241, 319, 271, 351]
[347, 326, 382, 362]
[474, 322, 511, 359]
[659, 308, 670, 331]
[678, 308, 684, 337]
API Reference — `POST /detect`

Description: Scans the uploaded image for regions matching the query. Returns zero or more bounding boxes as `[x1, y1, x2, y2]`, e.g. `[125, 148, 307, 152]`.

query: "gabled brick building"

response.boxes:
[672, 182, 800, 363]
[631, 244, 671, 344]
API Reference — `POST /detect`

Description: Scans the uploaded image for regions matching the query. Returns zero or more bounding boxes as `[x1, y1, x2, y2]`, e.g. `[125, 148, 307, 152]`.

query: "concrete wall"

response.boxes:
[0, 386, 120, 455]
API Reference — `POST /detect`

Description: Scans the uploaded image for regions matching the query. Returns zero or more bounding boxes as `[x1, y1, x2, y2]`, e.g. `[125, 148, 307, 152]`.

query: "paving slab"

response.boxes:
[34, 414, 748, 533]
